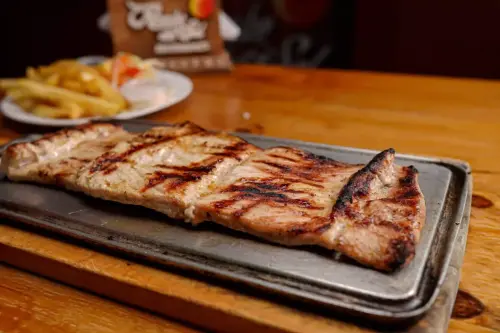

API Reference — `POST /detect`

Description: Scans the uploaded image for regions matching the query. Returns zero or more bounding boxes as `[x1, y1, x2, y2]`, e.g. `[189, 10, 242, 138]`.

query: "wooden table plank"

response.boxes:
[1, 65, 499, 332]
[0, 264, 202, 333]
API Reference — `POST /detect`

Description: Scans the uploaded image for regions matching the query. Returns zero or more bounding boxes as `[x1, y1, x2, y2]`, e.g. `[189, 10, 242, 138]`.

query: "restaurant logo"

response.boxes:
[126, 1, 211, 55]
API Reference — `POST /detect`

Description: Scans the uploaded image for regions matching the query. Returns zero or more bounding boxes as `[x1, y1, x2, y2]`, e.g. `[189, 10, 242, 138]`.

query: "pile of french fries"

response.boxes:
[0, 60, 129, 119]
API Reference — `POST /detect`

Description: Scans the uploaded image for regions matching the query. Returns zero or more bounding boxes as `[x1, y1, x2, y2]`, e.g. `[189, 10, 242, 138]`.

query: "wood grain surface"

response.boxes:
[0, 264, 201, 333]
[0, 65, 499, 333]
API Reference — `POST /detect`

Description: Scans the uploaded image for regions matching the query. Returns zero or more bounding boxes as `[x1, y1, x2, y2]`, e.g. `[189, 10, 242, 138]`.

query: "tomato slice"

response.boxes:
[124, 67, 141, 78]
[109, 53, 144, 86]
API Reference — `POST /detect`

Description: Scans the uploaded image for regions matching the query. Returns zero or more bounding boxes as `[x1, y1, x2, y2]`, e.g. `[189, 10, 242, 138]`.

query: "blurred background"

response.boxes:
[2, 0, 500, 79]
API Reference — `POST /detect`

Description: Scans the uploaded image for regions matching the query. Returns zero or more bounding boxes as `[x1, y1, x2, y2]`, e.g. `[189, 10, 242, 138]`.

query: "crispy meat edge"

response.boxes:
[329, 148, 425, 272]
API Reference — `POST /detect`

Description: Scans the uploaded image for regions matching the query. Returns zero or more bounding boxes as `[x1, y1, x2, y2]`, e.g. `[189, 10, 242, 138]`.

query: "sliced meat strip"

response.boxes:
[76, 122, 261, 220]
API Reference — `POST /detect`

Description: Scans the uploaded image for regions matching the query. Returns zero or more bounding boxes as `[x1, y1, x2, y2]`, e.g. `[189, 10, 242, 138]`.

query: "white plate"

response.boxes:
[1, 69, 193, 127]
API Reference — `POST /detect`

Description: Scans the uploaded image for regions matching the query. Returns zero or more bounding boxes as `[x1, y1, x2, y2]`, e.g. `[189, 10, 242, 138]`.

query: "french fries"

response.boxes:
[26, 67, 42, 81]
[51, 60, 127, 109]
[60, 101, 85, 119]
[45, 73, 61, 86]
[32, 105, 70, 119]
[0, 58, 131, 119]
[0, 79, 121, 117]
[15, 97, 36, 111]
[32, 103, 84, 119]
[60, 79, 84, 93]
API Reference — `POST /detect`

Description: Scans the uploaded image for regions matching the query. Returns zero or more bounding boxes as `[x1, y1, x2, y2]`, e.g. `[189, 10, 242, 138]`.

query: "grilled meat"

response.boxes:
[194, 147, 425, 271]
[75, 122, 261, 220]
[0, 123, 131, 190]
[1, 122, 425, 271]
[193, 147, 363, 241]
[322, 149, 426, 270]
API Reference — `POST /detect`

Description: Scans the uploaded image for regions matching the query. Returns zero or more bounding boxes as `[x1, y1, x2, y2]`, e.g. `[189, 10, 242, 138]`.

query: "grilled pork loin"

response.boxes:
[75, 122, 261, 220]
[1, 122, 425, 271]
[193, 147, 363, 241]
[193, 147, 425, 271]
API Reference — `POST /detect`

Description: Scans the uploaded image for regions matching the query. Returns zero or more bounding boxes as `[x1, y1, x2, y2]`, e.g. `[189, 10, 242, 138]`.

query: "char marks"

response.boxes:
[324, 148, 424, 271]
[267, 154, 298, 162]
[211, 141, 253, 161]
[90, 135, 178, 174]
[333, 148, 395, 214]
[69, 157, 92, 163]
[254, 148, 354, 189]
[396, 166, 420, 199]
[227, 179, 309, 195]
[267, 147, 350, 168]
[212, 180, 323, 218]
[141, 159, 222, 192]
[204, 147, 352, 220]
[386, 237, 416, 271]
[143, 171, 202, 192]
[89, 123, 204, 175]
[255, 159, 330, 185]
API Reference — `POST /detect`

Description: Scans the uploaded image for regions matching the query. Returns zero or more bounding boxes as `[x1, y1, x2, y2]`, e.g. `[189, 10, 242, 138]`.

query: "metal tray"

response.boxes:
[0, 119, 471, 325]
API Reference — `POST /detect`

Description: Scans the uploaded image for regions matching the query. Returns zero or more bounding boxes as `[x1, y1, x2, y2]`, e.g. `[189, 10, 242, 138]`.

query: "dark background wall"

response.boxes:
[2, 1, 500, 79]
[0, 1, 112, 78]
[354, 0, 500, 79]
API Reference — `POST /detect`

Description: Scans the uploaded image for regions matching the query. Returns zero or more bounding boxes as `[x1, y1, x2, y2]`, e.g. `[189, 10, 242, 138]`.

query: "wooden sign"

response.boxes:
[107, 0, 232, 72]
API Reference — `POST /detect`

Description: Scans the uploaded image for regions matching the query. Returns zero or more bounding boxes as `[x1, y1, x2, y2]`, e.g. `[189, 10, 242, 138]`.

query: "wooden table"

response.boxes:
[0, 65, 498, 333]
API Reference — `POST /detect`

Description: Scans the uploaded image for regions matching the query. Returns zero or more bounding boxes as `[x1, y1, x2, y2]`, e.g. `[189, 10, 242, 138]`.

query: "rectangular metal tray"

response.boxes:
[0, 119, 471, 325]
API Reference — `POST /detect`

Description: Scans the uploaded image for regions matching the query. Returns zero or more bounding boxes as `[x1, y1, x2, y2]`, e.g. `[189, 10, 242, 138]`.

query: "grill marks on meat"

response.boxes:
[211, 141, 253, 161]
[226, 180, 311, 195]
[138, 139, 261, 193]
[195, 147, 425, 271]
[75, 123, 261, 221]
[89, 122, 204, 175]
[193, 147, 366, 240]
[333, 148, 395, 214]
[207, 149, 348, 218]
[89, 134, 178, 174]
[142, 159, 223, 192]
[214, 180, 324, 216]
[251, 148, 353, 189]
[1, 122, 426, 272]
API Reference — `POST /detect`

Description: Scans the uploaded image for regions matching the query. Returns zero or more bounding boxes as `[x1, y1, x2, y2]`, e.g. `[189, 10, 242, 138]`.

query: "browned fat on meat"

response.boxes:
[1, 122, 425, 272]
[194, 147, 425, 271]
